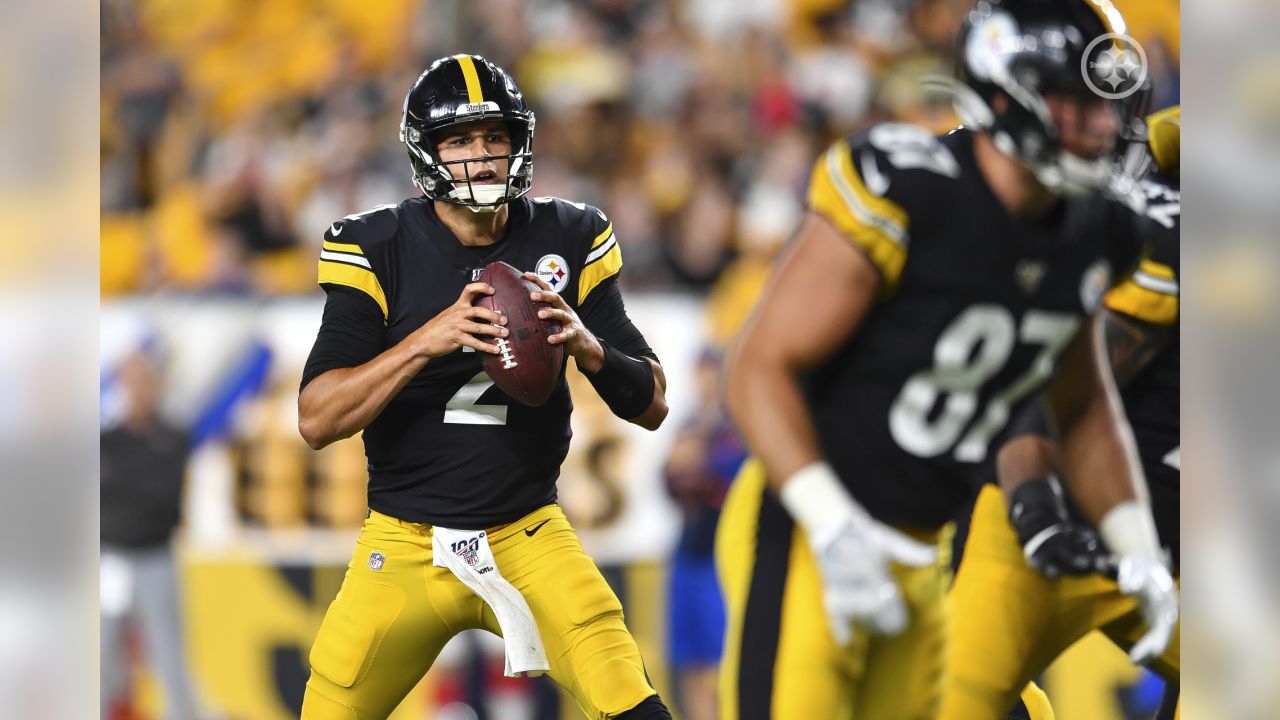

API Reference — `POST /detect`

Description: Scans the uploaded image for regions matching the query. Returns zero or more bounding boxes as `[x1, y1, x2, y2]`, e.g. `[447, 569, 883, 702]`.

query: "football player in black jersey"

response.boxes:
[716, 2, 1177, 718]
[296, 54, 671, 720]
[942, 105, 1182, 720]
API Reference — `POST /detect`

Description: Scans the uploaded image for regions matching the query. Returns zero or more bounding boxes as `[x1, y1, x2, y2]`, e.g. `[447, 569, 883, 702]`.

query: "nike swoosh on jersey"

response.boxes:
[524, 519, 552, 537]
[860, 151, 890, 196]
[330, 223, 343, 236]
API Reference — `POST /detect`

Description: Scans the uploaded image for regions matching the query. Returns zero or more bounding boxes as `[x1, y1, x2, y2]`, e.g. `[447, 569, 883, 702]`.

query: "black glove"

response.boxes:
[1008, 477, 1110, 579]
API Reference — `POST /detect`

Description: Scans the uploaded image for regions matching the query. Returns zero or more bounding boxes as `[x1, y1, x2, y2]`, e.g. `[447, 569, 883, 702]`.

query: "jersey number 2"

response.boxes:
[889, 304, 1079, 461]
[444, 371, 508, 425]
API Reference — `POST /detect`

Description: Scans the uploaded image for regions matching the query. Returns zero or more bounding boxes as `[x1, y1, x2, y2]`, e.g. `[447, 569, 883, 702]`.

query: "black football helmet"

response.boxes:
[941, 0, 1144, 195]
[399, 54, 535, 211]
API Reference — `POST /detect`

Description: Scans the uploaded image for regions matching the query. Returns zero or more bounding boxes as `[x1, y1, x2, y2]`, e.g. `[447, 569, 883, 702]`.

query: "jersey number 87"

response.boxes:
[889, 304, 1079, 462]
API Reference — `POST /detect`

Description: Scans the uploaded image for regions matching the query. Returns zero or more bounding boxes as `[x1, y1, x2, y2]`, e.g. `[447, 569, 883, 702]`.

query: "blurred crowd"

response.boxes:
[103, 0, 1177, 332]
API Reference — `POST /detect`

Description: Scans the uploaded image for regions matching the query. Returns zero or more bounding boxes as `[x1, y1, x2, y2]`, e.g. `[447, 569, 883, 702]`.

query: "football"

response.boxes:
[473, 261, 565, 407]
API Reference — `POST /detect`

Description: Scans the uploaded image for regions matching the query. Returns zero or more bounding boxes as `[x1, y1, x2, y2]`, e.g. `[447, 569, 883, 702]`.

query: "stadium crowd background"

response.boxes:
[100, 1, 1181, 718]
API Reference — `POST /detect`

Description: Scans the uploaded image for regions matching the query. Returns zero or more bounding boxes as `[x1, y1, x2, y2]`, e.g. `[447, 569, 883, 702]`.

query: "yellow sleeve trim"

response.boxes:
[590, 223, 614, 249]
[323, 239, 364, 255]
[579, 233, 622, 303]
[807, 140, 910, 288]
[1105, 259, 1179, 325]
[318, 259, 389, 320]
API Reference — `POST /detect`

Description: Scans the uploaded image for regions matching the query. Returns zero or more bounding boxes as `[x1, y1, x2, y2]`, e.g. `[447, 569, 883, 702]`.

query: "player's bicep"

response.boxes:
[301, 287, 387, 392]
[1102, 308, 1172, 388]
[738, 211, 880, 372]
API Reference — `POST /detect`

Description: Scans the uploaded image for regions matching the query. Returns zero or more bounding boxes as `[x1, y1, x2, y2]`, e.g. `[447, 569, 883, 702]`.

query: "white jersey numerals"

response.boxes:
[1140, 180, 1181, 229]
[868, 123, 960, 178]
[889, 305, 1079, 461]
[444, 371, 508, 425]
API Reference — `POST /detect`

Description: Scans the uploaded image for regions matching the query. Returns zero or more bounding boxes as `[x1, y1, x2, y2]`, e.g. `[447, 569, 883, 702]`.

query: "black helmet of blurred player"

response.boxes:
[400, 54, 535, 211]
[949, 0, 1143, 196]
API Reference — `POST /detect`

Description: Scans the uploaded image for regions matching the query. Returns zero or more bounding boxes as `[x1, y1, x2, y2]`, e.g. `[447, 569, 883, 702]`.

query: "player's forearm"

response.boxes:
[298, 340, 430, 449]
[1053, 378, 1147, 527]
[627, 357, 668, 431]
[724, 354, 822, 493]
[996, 434, 1057, 507]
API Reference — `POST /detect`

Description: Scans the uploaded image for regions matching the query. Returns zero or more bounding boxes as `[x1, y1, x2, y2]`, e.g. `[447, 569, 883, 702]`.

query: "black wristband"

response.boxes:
[584, 340, 656, 420]
[1008, 477, 1070, 546]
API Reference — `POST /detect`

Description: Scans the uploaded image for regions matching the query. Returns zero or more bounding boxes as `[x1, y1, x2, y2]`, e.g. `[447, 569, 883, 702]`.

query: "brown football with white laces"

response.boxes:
[472, 261, 564, 407]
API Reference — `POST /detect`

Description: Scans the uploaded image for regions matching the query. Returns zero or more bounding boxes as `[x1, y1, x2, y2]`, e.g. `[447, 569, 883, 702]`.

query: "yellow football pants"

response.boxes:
[716, 459, 951, 720]
[301, 504, 657, 719]
[940, 485, 1180, 720]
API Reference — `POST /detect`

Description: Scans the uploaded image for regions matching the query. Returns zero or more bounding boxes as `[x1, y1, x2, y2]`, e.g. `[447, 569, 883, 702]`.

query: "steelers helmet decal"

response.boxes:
[944, 0, 1140, 196]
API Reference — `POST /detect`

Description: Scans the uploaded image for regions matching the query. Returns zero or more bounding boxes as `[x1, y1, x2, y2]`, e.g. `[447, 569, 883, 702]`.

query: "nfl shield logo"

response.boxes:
[368, 551, 386, 571]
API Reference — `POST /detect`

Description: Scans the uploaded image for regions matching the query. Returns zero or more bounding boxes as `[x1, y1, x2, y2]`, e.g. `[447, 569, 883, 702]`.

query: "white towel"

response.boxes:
[432, 527, 550, 677]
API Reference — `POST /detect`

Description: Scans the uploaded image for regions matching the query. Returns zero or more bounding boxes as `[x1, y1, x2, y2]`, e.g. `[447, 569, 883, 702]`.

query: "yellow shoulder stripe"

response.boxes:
[591, 223, 614, 249]
[323, 239, 364, 255]
[1105, 259, 1178, 325]
[579, 235, 622, 303]
[318, 259, 389, 320]
[1147, 105, 1180, 176]
[807, 140, 910, 289]
[454, 54, 485, 104]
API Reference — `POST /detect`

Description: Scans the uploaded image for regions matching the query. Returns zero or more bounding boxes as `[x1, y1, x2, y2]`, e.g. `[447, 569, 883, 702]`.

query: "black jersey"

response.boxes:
[803, 124, 1143, 530]
[300, 195, 652, 529]
[1102, 173, 1180, 562]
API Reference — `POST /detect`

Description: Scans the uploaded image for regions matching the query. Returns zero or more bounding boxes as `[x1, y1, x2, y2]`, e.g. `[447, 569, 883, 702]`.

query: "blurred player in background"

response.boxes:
[942, 105, 1182, 720]
[662, 349, 746, 720]
[717, 1, 1177, 717]
[101, 349, 205, 719]
[296, 55, 672, 719]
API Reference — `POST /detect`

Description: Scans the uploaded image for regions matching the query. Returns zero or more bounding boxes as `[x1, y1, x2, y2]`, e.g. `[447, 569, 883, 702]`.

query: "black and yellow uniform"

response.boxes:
[299, 196, 660, 718]
[301, 195, 644, 528]
[941, 136, 1181, 720]
[1105, 176, 1180, 565]
[718, 124, 1144, 720]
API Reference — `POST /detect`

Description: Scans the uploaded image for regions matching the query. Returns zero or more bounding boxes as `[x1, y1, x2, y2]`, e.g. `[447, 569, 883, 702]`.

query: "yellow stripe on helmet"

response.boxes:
[454, 54, 486, 104]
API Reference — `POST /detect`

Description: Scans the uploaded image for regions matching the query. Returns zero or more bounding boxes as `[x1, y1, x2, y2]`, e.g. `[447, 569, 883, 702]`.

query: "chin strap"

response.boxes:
[447, 183, 509, 212]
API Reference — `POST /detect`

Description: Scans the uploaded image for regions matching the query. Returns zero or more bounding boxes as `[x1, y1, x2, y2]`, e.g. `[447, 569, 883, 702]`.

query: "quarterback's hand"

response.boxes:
[1116, 552, 1179, 664]
[523, 272, 605, 371]
[807, 514, 939, 644]
[412, 282, 508, 358]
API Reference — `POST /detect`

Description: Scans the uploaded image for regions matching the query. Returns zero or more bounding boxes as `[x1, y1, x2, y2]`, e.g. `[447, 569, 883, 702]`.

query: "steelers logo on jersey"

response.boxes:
[537, 254, 571, 292]
[1080, 259, 1113, 313]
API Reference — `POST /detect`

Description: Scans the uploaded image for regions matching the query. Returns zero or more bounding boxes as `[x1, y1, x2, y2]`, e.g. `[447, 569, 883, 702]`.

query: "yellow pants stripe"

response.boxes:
[718, 459, 950, 719]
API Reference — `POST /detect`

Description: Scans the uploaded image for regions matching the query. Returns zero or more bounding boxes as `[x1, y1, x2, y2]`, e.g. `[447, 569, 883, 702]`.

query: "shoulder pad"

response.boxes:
[318, 202, 400, 320]
[852, 123, 963, 184]
[324, 202, 402, 247]
[528, 196, 610, 239]
[530, 196, 619, 303]
[809, 125, 956, 290]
